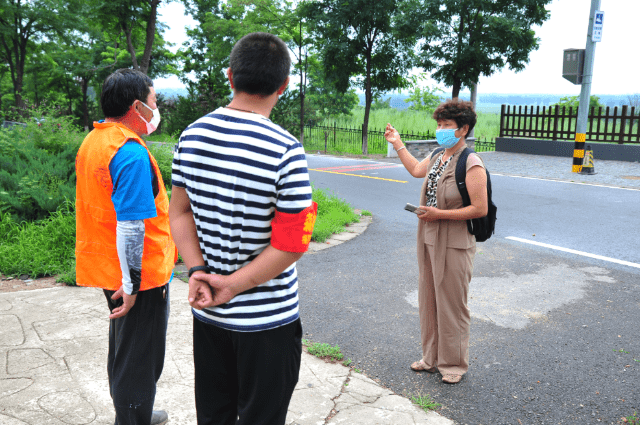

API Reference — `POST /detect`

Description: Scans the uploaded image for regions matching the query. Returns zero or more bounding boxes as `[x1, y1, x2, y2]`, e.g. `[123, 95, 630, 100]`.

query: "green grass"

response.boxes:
[311, 187, 360, 243]
[0, 202, 75, 279]
[319, 108, 501, 142]
[410, 393, 441, 412]
[303, 339, 344, 361]
[0, 184, 360, 281]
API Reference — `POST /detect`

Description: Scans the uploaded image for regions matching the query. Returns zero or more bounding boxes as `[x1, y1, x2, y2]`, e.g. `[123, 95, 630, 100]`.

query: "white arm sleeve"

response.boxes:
[116, 219, 145, 295]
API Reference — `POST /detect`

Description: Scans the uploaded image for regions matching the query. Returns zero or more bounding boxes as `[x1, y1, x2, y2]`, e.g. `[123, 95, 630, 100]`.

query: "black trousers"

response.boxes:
[104, 284, 169, 425]
[193, 317, 302, 425]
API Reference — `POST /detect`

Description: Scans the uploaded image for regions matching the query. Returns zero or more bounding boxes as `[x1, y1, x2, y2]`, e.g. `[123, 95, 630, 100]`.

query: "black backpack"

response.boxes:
[432, 147, 497, 242]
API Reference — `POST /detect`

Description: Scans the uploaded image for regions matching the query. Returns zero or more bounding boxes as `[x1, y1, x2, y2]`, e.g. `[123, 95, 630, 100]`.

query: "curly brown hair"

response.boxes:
[432, 99, 477, 139]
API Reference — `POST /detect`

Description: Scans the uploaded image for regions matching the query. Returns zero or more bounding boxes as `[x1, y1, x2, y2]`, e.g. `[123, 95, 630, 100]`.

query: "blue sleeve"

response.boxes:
[109, 141, 158, 221]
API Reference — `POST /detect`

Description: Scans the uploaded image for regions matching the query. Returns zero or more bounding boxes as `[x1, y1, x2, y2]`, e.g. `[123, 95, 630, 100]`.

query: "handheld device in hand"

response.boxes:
[404, 203, 421, 214]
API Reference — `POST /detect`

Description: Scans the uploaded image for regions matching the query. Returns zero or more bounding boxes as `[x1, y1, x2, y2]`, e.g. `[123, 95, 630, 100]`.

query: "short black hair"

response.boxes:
[229, 32, 291, 96]
[101, 69, 153, 118]
[432, 99, 477, 138]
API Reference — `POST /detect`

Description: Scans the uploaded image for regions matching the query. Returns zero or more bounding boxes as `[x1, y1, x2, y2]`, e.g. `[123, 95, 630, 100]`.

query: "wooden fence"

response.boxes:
[303, 123, 434, 154]
[499, 104, 640, 143]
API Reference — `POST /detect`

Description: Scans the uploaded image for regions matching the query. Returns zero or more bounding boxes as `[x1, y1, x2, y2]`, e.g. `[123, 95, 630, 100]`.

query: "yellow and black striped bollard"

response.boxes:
[579, 144, 597, 175]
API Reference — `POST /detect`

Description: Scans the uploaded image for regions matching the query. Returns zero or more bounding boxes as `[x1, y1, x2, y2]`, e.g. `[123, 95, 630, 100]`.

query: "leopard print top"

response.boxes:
[425, 151, 452, 208]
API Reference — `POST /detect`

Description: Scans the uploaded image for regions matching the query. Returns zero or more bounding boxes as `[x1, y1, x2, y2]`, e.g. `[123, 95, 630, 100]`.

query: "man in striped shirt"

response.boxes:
[169, 33, 317, 425]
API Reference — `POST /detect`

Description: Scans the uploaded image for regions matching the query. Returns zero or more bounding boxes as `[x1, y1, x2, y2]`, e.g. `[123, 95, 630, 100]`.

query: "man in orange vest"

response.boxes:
[75, 69, 176, 425]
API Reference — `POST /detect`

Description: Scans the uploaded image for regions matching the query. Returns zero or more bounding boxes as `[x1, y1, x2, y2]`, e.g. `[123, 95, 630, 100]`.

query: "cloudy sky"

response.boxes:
[155, 0, 639, 96]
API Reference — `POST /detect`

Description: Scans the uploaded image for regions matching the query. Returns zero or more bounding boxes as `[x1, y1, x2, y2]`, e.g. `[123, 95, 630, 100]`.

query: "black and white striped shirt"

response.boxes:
[172, 108, 312, 331]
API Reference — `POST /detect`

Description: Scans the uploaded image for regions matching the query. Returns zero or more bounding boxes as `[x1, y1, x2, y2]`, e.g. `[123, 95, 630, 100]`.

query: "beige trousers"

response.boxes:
[417, 241, 475, 376]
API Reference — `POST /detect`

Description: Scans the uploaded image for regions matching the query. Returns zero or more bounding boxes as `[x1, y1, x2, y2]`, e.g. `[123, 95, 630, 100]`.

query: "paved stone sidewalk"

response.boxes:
[0, 213, 452, 425]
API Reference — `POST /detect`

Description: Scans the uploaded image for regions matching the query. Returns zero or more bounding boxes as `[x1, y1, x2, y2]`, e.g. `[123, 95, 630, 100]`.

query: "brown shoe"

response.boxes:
[442, 374, 463, 384]
[410, 360, 437, 373]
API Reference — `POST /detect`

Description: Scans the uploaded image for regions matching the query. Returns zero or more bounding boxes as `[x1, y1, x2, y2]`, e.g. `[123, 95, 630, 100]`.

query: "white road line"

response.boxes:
[506, 236, 640, 269]
[492, 173, 640, 191]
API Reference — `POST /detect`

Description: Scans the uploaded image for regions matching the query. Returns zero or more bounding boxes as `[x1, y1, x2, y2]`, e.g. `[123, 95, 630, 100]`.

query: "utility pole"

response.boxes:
[572, 0, 602, 173]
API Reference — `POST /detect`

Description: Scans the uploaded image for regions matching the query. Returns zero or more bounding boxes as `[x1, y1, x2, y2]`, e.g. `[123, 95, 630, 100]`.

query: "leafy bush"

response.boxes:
[157, 91, 228, 138]
[0, 202, 75, 279]
[311, 187, 360, 243]
[0, 127, 80, 222]
[147, 141, 176, 189]
[551, 95, 604, 112]
[23, 114, 85, 155]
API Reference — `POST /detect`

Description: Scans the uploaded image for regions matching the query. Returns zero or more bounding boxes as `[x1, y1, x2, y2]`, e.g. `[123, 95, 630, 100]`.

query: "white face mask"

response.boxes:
[138, 101, 161, 135]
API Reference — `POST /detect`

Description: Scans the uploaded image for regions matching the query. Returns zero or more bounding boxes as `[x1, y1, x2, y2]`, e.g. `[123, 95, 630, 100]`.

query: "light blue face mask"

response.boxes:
[435, 128, 460, 148]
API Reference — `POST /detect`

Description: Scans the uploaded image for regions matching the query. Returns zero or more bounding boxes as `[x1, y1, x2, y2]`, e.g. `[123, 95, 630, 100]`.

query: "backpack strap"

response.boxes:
[455, 147, 472, 207]
[431, 147, 445, 159]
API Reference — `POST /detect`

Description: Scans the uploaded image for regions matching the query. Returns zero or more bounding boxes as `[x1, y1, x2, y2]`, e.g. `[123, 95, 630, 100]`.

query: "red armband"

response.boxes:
[271, 202, 318, 252]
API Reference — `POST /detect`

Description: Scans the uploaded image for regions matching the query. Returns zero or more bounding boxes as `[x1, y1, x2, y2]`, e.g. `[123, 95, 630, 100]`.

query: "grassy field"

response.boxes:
[319, 108, 501, 142]
[302, 107, 500, 154]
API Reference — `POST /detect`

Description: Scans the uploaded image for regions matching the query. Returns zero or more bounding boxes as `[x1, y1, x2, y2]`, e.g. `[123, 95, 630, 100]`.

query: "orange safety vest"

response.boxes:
[75, 121, 177, 291]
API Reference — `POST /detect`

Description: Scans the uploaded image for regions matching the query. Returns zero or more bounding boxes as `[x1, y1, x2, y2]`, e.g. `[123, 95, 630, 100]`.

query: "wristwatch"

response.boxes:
[188, 265, 209, 278]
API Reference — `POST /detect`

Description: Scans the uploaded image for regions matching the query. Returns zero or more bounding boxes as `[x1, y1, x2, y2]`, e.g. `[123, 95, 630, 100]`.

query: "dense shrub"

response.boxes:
[0, 125, 81, 222]
[0, 203, 75, 279]
[157, 91, 228, 138]
[147, 141, 176, 189]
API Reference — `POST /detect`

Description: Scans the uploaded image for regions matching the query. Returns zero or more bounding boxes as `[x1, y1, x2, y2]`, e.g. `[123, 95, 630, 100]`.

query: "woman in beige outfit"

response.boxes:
[384, 99, 487, 384]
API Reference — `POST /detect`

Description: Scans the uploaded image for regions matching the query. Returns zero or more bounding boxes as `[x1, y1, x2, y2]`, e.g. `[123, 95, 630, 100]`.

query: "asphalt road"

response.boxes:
[296, 154, 640, 425]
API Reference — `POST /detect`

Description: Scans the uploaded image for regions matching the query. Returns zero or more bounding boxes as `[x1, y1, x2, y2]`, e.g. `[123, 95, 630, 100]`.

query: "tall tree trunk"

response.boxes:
[362, 52, 372, 155]
[15, 70, 25, 108]
[81, 77, 89, 130]
[139, 0, 161, 75]
[123, 23, 139, 71]
[298, 33, 305, 144]
[14, 38, 27, 109]
[451, 12, 465, 101]
[451, 81, 461, 99]
[33, 71, 40, 106]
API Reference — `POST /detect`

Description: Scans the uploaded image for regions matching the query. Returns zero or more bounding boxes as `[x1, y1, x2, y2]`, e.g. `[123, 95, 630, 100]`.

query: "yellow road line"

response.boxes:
[309, 169, 407, 183]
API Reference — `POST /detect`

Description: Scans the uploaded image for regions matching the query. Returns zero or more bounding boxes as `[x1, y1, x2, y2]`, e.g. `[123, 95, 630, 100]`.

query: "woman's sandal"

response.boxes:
[410, 360, 437, 373]
[441, 374, 463, 384]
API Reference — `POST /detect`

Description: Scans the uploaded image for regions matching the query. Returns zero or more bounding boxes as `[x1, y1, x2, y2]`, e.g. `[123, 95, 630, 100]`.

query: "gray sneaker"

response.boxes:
[151, 410, 168, 425]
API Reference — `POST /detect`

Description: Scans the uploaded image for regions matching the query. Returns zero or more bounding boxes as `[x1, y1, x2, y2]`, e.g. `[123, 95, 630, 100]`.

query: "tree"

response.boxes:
[552, 95, 604, 112]
[0, 0, 80, 107]
[418, 0, 551, 99]
[182, 0, 324, 142]
[302, 0, 418, 154]
[180, 0, 288, 101]
[304, 57, 359, 121]
[92, 0, 173, 75]
[404, 74, 443, 113]
[179, 0, 229, 99]
[626, 94, 640, 132]
[46, 24, 109, 129]
[628, 94, 640, 111]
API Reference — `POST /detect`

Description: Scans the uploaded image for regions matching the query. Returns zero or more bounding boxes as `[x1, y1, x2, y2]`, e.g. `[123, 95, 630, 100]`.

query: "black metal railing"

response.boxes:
[303, 123, 434, 154]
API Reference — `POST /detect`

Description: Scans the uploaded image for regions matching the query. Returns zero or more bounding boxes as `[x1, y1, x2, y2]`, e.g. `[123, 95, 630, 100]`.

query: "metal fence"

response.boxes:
[303, 123, 434, 154]
[474, 139, 495, 152]
[499, 104, 640, 143]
